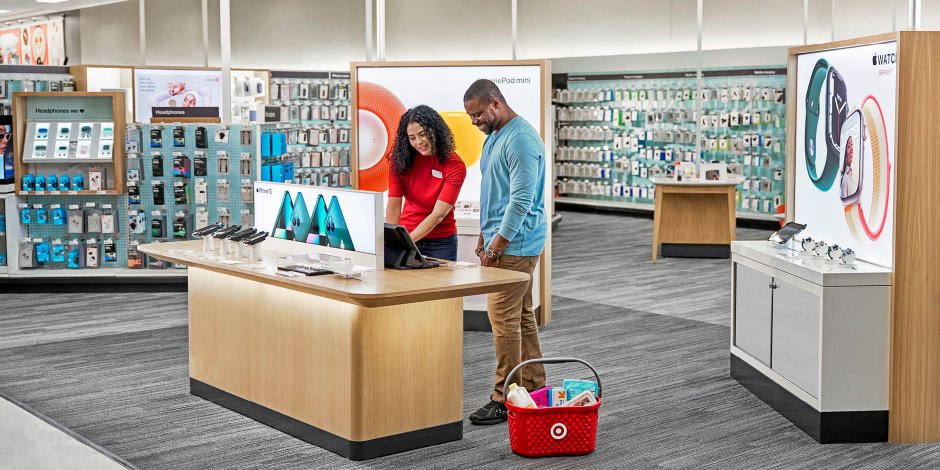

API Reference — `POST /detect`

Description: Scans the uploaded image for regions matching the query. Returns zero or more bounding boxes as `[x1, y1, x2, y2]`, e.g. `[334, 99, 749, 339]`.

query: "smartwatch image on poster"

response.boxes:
[826, 67, 848, 162]
[804, 58, 843, 191]
[840, 95, 890, 241]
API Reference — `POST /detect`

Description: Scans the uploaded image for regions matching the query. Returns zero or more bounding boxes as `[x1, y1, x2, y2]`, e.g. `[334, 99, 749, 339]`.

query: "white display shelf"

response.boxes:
[22, 157, 115, 164]
[554, 196, 779, 222]
[0, 266, 8, 275]
[731, 241, 891, 287]
[8, 267, 187, 279]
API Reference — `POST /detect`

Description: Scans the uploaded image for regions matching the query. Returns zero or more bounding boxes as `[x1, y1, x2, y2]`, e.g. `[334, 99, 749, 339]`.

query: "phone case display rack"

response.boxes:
[553, 67, 786, 221]
[126, 124, 258, 269]
[5, 121, 257, 273]
[0, 65, 74, 116]
[264, 70, 352, 188]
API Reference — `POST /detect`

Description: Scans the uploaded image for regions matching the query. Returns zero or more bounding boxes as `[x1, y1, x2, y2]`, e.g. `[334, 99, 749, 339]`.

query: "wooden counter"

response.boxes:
[651, 177, 740, 262]
[139, 240, 528, 460]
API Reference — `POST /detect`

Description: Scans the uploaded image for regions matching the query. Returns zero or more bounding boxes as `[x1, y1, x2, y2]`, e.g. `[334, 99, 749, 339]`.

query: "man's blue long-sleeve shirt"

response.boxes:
[479, 116, 546, 257]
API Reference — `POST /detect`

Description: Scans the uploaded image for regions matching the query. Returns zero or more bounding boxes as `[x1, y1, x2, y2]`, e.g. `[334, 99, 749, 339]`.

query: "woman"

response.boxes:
[386, 105, 467, 261]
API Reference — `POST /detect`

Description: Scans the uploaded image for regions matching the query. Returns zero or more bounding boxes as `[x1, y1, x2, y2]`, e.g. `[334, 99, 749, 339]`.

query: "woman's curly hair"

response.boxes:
[391, 105, 456, 176]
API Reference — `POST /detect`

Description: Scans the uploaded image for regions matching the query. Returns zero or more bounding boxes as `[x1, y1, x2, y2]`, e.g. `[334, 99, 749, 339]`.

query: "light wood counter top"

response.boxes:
[139, 240, 529, 308]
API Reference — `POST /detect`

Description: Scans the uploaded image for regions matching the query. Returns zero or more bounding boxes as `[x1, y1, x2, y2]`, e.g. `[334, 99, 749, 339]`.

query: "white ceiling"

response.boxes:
[0, 0, 128, 23]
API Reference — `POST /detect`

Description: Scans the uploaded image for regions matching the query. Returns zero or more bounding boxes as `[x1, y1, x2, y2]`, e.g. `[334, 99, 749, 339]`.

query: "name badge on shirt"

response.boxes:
[431, 169, 443, 179]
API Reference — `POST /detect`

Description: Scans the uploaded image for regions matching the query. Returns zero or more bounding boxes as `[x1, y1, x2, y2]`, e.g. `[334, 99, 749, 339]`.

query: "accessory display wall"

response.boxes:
[264, 71, 352, 189]
[553, 67, 786, 221]
[0, 65, 74, 116]
[3, 120, 258, 276]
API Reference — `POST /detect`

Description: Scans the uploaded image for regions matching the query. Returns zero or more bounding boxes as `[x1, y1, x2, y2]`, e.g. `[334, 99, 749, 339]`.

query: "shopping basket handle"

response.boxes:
[503, 357, 602, 399]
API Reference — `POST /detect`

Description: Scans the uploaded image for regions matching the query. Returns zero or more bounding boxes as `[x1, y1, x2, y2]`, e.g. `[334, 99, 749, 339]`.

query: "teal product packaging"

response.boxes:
[563, 379, 598, 399]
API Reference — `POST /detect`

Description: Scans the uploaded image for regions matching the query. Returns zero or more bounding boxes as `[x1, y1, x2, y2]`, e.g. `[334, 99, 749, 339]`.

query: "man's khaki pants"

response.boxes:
[488, 254, 546, 402]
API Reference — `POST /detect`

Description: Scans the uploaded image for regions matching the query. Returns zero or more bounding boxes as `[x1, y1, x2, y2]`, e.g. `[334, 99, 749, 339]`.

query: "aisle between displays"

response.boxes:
[553, 66, 786, 221]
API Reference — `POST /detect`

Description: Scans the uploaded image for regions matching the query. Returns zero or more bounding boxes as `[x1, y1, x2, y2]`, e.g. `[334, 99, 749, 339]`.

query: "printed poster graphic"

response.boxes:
[795, 41, 897, 268]
[253, 181, 378, 255]
[271, 191, 355, 251]
[356, 65, 543, 203]
[134, 69, 222, 123]
[0, 19, 64, 66]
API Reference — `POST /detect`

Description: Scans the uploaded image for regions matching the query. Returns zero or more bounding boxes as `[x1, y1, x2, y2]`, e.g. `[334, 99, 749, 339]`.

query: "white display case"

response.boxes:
[730, 240, 890, 443]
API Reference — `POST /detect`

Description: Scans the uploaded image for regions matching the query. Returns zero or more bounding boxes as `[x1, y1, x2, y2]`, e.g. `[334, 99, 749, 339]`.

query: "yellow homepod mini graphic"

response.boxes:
[440, 112, 484, 168]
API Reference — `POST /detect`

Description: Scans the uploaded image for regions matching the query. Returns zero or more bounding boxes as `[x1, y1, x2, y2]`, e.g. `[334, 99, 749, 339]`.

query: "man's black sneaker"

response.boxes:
[469, 400, 507, 425]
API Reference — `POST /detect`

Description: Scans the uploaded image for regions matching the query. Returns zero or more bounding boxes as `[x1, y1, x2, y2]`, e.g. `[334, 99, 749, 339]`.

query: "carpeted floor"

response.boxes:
[1, 211, 939, 469]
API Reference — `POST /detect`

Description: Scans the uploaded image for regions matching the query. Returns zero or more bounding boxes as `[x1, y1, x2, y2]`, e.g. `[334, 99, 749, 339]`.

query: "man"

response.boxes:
[463, 79, 547, 425]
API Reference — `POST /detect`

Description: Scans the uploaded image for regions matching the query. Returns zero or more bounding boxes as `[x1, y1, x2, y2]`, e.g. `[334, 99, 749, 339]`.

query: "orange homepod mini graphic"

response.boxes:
[357, 82, 406, 192]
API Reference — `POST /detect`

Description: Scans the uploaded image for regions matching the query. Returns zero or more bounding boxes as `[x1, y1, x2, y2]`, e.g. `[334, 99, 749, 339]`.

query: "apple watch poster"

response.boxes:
[794, 40, 896, 268]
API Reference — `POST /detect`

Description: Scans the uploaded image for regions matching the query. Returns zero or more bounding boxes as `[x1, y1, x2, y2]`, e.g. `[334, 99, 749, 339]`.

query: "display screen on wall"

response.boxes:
[0, 19, 65, 66]
[794, 40, 897, 268]
[0, 121, 11, 183]
[133, 69, 222, 123]
[355, 64, 543, 203]
[253, 181, 380, 255]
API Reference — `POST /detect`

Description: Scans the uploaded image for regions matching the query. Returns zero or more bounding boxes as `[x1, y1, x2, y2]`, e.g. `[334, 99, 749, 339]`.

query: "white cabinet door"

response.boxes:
[733, 263, 773, 365]
[771, 278, 821, 398]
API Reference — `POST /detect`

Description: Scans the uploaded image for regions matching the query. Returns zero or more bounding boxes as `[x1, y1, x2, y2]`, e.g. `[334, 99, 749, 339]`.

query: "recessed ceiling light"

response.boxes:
[36, 0, 70, 4]
[0, 10, 10, 14]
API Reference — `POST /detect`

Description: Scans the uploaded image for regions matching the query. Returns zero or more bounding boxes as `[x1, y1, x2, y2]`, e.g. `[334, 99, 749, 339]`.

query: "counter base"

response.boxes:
[730, 354, 887, 443]
[661, 243, 730, 259]
[463, 310, 492, 332]
[191, 378, 463, 460]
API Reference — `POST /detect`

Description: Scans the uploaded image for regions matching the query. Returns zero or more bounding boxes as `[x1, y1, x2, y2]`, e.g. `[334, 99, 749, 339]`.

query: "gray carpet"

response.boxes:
[1, 211, 939, 469]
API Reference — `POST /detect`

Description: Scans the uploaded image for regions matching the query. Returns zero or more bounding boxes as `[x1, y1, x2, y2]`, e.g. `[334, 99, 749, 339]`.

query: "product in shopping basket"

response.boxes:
[563, 379, 597, 401]
[565, 389, 598, 407]
[529, 386, 550, 408]
[504, 358, 602, 457]
[549, 387, 568, 407]
[507, 383, 537, 408]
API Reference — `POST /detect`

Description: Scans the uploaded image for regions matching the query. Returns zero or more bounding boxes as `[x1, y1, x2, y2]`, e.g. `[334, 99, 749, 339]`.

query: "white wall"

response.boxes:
[65, 0, 940, 73]
[78, 1, 140, 65]
[230, 0, 364, 70]
[144, 0, 206, 66]
[385, 0, 512, 61]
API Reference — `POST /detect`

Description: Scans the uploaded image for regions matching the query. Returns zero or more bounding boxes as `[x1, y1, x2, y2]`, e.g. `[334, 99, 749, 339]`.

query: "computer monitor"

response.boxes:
[383, 223, 439, 269]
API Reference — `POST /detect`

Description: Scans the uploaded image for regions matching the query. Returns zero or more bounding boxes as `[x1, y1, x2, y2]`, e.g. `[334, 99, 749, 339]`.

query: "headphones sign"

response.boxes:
[151, 106, 219, 119]
[794, 40, 897, 268]
[25, 96, 114, 120]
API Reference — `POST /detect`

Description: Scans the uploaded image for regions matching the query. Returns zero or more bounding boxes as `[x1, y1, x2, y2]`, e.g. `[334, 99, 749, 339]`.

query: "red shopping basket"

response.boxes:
[503, 358, 602, 457]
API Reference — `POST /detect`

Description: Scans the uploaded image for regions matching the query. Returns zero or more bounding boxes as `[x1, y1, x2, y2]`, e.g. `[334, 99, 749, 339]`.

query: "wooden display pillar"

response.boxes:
[888, 30, 940, 443]
[785, 31, 940, 443]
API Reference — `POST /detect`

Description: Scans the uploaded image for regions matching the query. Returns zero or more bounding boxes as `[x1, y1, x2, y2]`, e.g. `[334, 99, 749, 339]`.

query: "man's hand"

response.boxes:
[480, 254, 500, 268]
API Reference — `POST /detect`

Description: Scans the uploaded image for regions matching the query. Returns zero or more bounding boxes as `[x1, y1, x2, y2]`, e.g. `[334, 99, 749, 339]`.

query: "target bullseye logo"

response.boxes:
[550, 423, 567, 440]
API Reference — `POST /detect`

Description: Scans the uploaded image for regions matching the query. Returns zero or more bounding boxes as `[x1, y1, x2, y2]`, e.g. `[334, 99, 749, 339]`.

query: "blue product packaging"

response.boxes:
[282, 162, 294, 182]
[20, 207, 30, 224]
[261, 133, 272, 157]
[67, 246, 82, 268]
[35, 242, 50, 263]
[51, 244, 66, 263]
[72, 174, 84, 191]
[270, 163, 283, 183]
[47, 174, 58, 190]
[52, 207, 66, 225]
[261, 163, 272, 182]
[36, 208, 48, 224]
[562, 379, 598, 400]
[35, 174, 45, 191]
[0, 213, 5, 232]
[59, 174, 70, 190]
[22, 174, 34, 191]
